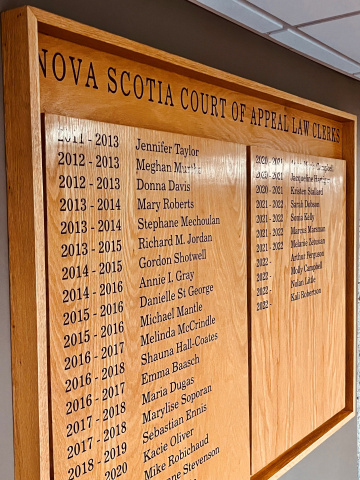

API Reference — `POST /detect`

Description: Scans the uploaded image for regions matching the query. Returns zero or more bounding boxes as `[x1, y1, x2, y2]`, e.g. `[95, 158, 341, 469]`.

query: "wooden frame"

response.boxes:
[1, 6, 356, 480]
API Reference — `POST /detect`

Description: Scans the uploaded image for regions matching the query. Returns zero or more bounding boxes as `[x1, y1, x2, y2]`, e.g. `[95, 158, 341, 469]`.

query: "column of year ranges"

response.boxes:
[252, 152, 285, 313]
[45, 116, 128, 480]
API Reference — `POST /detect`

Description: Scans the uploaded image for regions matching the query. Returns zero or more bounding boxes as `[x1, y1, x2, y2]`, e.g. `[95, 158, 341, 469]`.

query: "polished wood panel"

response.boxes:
[1, 8, 50, 480]
[44, 114, 249, 480]
[342, 121, 357, 412]
[2, 6, 356, 480]
[38, 34, 345, 161]
[250, 147, 346, 473]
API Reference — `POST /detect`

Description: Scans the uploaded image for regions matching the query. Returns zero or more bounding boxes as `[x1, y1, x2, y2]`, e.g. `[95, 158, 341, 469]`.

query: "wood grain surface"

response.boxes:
[250, 147, 346, 473]
[38, 34, 344, 160]
[2, 7, 356, 480]
[44, 114, 249, 480]
[1, 8, 50, 480]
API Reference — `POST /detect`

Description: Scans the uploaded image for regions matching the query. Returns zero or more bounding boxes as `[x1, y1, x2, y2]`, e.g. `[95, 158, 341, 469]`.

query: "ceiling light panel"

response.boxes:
[189, 0, 283, 33]
[301, 14, 360, 63]
[270, 29, 360, 74]
[247, 0, 360, 25]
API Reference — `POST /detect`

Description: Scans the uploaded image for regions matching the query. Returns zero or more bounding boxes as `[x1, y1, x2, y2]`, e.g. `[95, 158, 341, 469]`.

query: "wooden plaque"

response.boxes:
[1, 7, 356, 480]
[44, 114, 249, 480]
[250, 148, 346, 473]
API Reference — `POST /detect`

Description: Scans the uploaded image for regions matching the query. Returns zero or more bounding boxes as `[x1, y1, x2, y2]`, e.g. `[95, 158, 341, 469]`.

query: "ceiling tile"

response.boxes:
[189, 0, 283, 32]
[247, 0, 360, 25]
[271, 29, 360, 73]
[301, 15, 360, 63]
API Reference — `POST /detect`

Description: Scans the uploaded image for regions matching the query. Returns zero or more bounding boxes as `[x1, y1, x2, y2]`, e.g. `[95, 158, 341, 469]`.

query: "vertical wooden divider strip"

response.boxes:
[342, 120, 357, 412]
[247, 146, 254, 475]
[2, 7, 50, 480]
